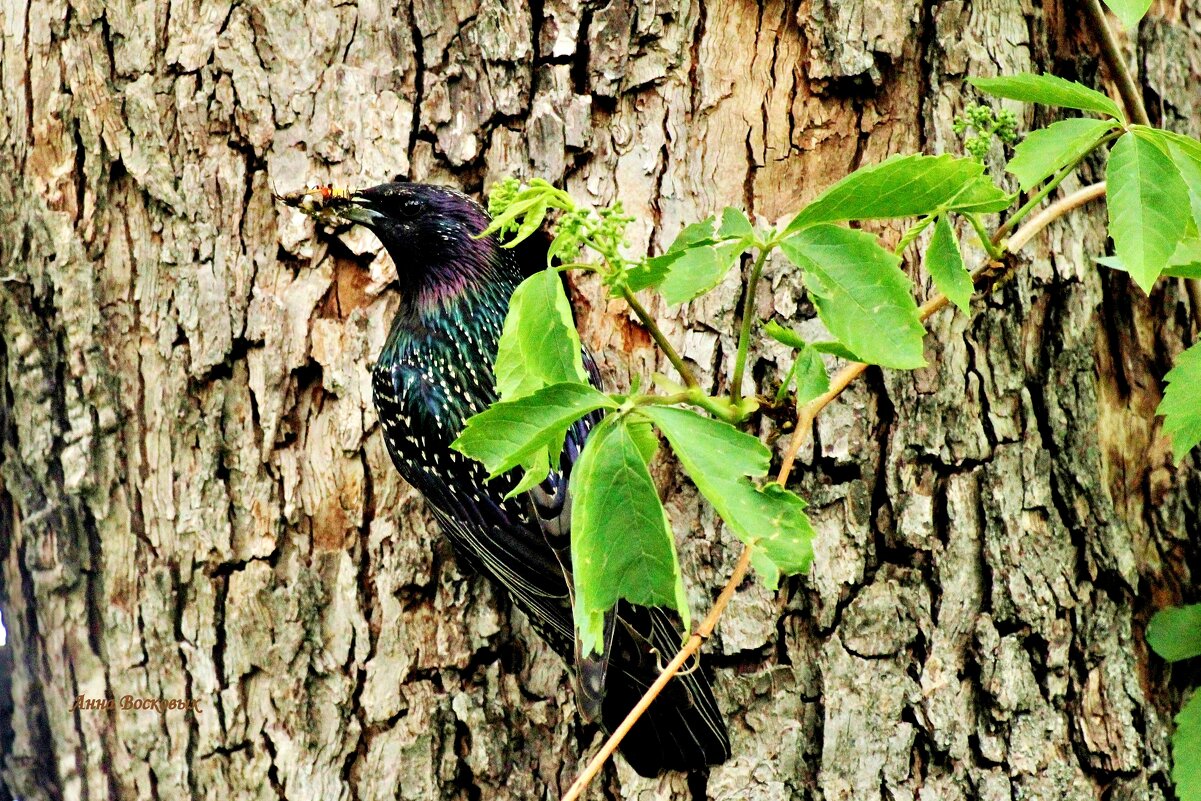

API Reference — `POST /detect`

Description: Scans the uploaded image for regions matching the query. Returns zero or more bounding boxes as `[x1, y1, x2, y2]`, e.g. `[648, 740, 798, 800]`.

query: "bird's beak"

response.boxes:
[332, 193, 387, 227]
[275, 186, 387, 229]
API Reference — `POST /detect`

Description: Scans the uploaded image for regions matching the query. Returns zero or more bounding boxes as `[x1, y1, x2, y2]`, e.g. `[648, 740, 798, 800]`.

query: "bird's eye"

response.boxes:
[396, 197, 423, 218]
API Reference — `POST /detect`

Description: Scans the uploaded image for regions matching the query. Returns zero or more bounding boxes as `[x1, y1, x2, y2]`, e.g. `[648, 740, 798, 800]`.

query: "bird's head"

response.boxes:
[280, 181, 519, 317]
[313, 182, 492, 262]
[280, 181, 503, 267]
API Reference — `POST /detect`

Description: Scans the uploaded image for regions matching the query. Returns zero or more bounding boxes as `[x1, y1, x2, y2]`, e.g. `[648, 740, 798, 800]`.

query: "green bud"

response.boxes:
[487, 177, 522, 218]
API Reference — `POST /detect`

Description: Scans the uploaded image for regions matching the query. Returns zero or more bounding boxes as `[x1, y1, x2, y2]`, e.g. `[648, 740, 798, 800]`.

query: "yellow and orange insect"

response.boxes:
[275, 184, 355, 225]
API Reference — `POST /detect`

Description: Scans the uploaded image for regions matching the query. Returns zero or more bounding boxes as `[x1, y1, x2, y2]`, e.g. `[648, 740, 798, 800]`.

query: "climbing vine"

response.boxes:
[450, 3, 1201, 797]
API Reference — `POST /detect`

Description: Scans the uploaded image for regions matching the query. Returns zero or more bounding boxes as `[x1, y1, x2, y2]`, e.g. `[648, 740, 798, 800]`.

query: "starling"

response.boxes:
[284, 181, 730, 777]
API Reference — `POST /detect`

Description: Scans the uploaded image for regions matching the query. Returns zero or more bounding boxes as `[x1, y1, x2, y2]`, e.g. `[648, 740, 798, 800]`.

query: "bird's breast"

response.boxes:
[370, 339, 522, 516]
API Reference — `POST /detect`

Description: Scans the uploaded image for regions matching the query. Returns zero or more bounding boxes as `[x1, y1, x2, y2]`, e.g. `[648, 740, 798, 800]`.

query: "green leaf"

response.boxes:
[764, 325, 862, 362]
[1148, 603, 1201, 662]
[1167, 264, 1201, 279]
[668, 217, 717, 253]
[1096, 250, 1201, 279]
[895, 215, 937, 255]
[627, 252, 678, 293]
[946, 177, 1014, 213]
[763, 320, 806, 349]
[781, 225, 927, 369]
[810, 340, 862, 361]
[657, 246, 719, 304]
[659, 240, 745, 304]
[1157, 341, 1201, 461]
[571, 417, 689, 658]
[627, 216, 735, 295]
[1173, 692, 1201, 801]
[483, 268, 593, 497]
[785, 154, 991, 232]
[503, 198, 549, 248]
[925, 215, 974, 313]
[790, 344, 830, 406]
[750, 549, 781, 590]
[968, 73, 1125, 123]
[641, 407, 815, 577]
[765, 323, 861, 361]
[627, 419, 659, 464]
[762, 322, 830, 404]
[507, 457, 553, 498]
[479, 194, 546, 241]
[1166, 239, 1201, 277]
[493, 270, 588, 401]
[451, 382, 617, 478]
[1107, 132, 1191, 293]
[1006, 118, 1119, 192]
[718, 207, 754, 239]
[1162, 139, 1201, 231]
[1102, 0, 1152, 30]
[547, 229, 580, 265]
[1136, 126, 1201, 167]
[1134, 128, 1201, 247]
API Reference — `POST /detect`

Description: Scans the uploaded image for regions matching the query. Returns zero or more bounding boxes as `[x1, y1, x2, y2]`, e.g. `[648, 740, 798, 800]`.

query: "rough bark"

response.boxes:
[1, 1, 1198, 799]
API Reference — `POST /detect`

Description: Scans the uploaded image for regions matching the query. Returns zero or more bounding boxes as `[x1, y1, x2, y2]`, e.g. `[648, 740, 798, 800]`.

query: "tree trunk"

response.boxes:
[1, 0, 1198, 799]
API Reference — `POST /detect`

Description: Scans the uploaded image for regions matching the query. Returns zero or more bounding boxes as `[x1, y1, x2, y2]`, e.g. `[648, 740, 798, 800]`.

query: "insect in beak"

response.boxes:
[275, 184, 357, 226]
[275, 184, 386, 228]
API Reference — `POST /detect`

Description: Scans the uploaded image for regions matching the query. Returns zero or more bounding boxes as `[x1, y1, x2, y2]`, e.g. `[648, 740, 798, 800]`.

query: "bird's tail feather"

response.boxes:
[600, 606, 730, 777]
[575, 608, 616, 722]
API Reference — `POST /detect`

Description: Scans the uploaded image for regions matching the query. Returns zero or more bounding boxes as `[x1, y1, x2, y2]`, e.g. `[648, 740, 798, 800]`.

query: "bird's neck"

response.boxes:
[379, 249, 521, 368]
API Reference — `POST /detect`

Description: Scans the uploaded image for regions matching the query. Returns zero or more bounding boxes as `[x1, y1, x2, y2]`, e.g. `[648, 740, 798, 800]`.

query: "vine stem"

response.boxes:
[993, 131, 1121, 243]
[1006, 182, 1107, 251]
[731, 247, 772, 407]
[560, 546, 754, 801]
[781, 182, 1109, 476]
[1079, 0, 1201, 325]
[967, 213, 1003, 260]
[619, 287, 702, 390]
[560, 180, 1107, 801]
[577, 214, 703, 390]
[1083, 0, 1151, 127]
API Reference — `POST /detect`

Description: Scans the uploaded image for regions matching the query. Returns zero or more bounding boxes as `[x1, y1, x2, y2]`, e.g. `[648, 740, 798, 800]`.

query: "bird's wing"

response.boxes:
[375, 359, 578, 650]
[426, 502, 577, 652]
[385, 343, 730, 775]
